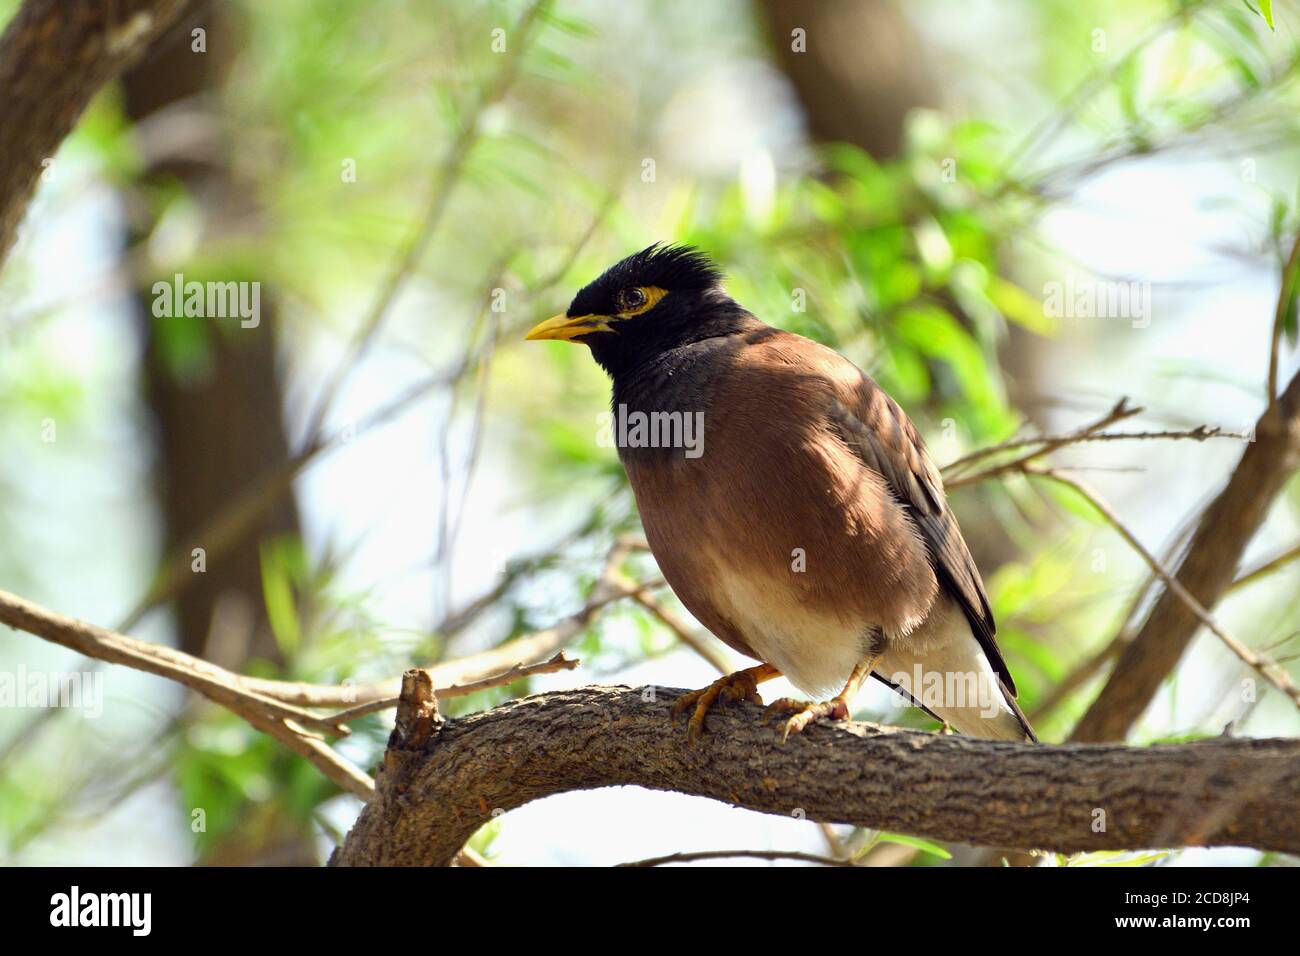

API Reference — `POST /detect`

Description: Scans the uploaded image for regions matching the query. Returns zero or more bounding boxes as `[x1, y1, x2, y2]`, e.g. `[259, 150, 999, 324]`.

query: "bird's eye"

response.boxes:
[621, 287, 647, 311]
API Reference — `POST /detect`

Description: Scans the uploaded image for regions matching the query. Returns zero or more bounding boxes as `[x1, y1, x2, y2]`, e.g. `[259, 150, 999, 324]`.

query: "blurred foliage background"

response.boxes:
[1, 0, 1299, 865]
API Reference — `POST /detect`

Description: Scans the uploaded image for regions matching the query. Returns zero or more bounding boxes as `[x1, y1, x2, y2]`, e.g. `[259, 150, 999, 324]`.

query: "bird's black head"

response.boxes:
[526, 244, 748, 378]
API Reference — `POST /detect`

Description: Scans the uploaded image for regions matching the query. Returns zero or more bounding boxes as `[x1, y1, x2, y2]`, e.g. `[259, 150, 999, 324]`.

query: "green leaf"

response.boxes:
[1258, 0, 1275, 31]
[872, 832, 953, 860]
[913, 218, 954, 281]
[881, 343, 932, 403]
[1282, 246, 1300, 346]
[987, 276, 1057, 336]
[260, 539, 302, 659]
[1036, 476, 1108, 525]
[1068, 849, 1171, 867]
[539, 8, 597, 37]
[894, 304, 1003, 414]
[151, 313, 215, 387]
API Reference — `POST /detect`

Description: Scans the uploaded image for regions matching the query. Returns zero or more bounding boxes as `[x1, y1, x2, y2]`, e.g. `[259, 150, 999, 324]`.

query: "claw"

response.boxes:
[763, 697, 850, 742]
[672, 668, 770, 740]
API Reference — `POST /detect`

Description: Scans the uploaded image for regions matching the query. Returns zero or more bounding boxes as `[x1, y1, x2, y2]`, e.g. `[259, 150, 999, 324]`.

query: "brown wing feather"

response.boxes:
[829, 375, 1018, 697]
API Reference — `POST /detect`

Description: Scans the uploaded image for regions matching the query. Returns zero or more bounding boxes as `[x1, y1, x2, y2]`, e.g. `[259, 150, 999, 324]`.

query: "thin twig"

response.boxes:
[434, 518, 598, 638]
[237, 538, 648, 707]
[617, 849, 855, 868]
[300, 0, 550, 444]
[624, 585, 731, 675]
[0, 588, 351, 738]
[1028, 488, 1209, 724]
[0, 588, 376, 801]
[433, 651, 580, 699]
[1000, 0, 1209, 181]
[249, 713, 374, 802]
[325, 652, 581, 725]
[943, 400, 1249, 491]
[963, 424, 1248, 464]
[1028, 467, 1300, 712]
[1267, 229, 1300, 418]
[943, 397, 1142, 488]
[1231, 541, 1300, 592]
[818, 822, 849, 861]
[0, 540, 656, 800]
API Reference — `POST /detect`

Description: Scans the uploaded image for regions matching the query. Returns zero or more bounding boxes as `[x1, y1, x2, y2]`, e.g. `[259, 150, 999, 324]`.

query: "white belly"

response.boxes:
[710, 564, 870, 698]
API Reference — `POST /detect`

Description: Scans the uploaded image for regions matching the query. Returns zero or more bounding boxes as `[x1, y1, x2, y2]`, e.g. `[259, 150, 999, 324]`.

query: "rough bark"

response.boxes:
[1072, 368, 1300, 742]
[0, 0, 191, 266]
[331, 685, 1300, 866]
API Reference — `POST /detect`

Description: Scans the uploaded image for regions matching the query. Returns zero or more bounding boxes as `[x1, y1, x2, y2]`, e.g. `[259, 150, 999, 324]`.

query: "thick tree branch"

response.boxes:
[330, 686, 1300, 866]
[0, 0, 191, 266]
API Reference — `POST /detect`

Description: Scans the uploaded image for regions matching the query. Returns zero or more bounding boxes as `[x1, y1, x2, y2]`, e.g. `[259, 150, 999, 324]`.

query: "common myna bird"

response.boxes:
[527, 244, 1036, 743]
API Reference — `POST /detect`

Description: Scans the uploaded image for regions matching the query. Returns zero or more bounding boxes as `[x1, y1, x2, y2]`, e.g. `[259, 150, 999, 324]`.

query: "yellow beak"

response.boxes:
[524, 313, 612, 342]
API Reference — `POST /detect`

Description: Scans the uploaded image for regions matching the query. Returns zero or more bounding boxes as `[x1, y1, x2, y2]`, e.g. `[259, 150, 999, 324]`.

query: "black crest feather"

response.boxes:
[615, 243, 724, 290]
[568, 243, 723, 316]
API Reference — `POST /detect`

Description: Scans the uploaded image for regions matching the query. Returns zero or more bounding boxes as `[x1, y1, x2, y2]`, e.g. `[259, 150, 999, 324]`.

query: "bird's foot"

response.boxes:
[673, 669, 766, 740]
[764, 697, 851, 743]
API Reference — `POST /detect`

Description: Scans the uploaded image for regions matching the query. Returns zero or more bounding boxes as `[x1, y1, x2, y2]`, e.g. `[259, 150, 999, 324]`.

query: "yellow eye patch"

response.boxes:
[618, 285, 668, 317]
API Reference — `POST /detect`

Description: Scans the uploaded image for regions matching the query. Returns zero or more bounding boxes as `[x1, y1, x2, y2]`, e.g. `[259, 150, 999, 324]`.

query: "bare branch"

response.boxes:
[0, 538, 648, 800]
[0, 540, 649, 804]
[943, 396, 1250, 494]
[0, 588, 351, 739]
[432, 651, 580, 699]
[245, 713, 373, 802]
[946, 395, 1248, 494]
[942, 396, 1141, 479]
[325, 652, 581, 725]
[0, 586, 376, 801]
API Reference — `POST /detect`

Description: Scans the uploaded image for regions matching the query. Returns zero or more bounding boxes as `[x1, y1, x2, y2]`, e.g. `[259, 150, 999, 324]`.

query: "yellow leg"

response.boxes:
[764, 656, 877, 743]
[673, 663, 781, 740]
